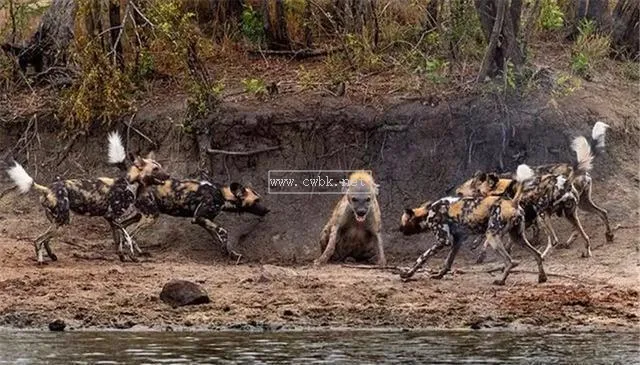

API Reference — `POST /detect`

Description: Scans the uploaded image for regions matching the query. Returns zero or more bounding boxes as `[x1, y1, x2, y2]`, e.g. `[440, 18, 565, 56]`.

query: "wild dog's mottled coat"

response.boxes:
[400, 165, 547, 285]
[5, 132, 170, 263]
[121, 178, 269, 258]
[455, 122, 611, 260]
[315, 171, 386, 266]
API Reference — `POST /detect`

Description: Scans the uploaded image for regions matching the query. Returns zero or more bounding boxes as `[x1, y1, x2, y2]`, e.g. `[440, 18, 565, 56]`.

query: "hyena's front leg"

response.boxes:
[314, 225, 338, 266]
[374, 232, 387, 267]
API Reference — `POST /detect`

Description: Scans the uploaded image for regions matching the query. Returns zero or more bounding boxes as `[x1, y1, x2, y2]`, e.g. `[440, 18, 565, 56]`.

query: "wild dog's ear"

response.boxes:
[404, 208, 414, 217]
[472, 170, 483, 179]
[133, 156, 144, 169]
[229, 182, 242, 195]
[146, 151, 156, 160]
[487, 173, 499, 187]
[477, 172, 488, 182]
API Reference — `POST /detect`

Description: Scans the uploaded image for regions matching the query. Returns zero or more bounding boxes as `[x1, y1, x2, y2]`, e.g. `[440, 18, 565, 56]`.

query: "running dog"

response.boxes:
[456, 122, 611, 261]
[315, 170, 386, 267]
[5, 132, 170, 263]
[399, 165, 547, 285]
[118, 178, 270, 259]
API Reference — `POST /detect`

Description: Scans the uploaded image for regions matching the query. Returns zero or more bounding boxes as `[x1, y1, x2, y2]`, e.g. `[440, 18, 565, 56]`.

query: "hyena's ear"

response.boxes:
[145, 151, 156, 160]
[487, 173, 499, 187]
[341, 180, 350, 194]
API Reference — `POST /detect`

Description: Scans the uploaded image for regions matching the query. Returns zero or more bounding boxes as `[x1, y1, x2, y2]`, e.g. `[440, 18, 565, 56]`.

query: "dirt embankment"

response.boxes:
[0, 81, 638, 331]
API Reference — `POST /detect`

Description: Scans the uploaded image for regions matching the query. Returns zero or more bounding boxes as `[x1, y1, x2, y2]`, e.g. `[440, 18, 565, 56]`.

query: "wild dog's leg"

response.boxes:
[474, 236, 489, 264]
[193, 216, 231, 255]
[563, 209, 592, 258]
[485, 233, 521, 286]
[34, 225, 57, 264]
[540, 214, 560, 247]
[578, 181, 613, 242]
[475, 238, 489, 264]
[431, 237, 462, 279]
[530, 220, 542, 245]
[510, 229, 547, 284]
[400, 227, 449, 280]
[129, 214, 158, 240]
[107, 220, 136, 262]
[374, 232, 387, 267]
[314, 225, 338, 266]
[117, 213, 144, 254]
[43, 240, 57, 262]
[538, 214, 560, 259]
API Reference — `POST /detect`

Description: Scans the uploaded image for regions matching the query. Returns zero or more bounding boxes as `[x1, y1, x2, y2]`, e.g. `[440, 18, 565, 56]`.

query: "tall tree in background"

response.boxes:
[1, 0, 77, 74]
[475, 0, 524, 81]
[611, 0, 639, 60]
[565, 0, 613, 40]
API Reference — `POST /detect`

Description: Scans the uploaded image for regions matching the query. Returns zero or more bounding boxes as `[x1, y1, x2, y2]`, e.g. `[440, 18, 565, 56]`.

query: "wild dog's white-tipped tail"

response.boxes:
[571, 136, 593, 172]
[591, 121, 609, 149]
[6, 162, 34, 194]
[107, 131, 126, 165]
[515, 164, 535, 183]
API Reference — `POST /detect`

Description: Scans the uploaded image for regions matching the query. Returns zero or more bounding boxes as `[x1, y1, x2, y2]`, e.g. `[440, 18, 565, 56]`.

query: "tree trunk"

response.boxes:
[303, 0, 314, 48]
[424, 0, 440, 31]
[522, 0, 542, 58]
[109, 0, 124, 71]
[3, 0, 78, 74]
[475, 0, 524, 80]
[611, 0, 640, 60]
[449, 0, 467, 60]
[477, 0, 507, 81]
[274, 0, 291, 49]
[208, 0, 245, 39]
[566, 0, 613, 40]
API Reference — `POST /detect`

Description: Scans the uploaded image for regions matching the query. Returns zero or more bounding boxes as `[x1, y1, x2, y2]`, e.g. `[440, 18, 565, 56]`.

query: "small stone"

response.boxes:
[48, 319, 66, 332]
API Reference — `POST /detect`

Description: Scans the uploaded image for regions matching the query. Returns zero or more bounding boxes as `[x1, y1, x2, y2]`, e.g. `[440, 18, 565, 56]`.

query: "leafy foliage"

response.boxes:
[539, 0, 564, 31]
[241, 4, 264, 44]
[571, 19, 611, 78]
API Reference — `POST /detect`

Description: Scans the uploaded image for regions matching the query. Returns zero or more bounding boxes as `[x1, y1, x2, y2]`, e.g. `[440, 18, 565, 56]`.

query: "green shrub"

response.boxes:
[570, 19, 610, 78]
[241, 4, 264, 45]
[539, 0, 564, 31]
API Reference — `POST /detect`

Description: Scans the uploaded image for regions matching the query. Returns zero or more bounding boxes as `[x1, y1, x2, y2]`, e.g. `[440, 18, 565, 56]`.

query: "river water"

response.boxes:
[0, 329, 636, 364]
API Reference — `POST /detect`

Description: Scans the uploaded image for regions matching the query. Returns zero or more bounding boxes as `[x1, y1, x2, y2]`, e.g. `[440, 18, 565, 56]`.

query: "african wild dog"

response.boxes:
[315, 170, 386, 267]
[399, 165, 547, 285]
[115, 178, 270, 259]
[5, 132, 170, 263]
[456, 121, 611, 261]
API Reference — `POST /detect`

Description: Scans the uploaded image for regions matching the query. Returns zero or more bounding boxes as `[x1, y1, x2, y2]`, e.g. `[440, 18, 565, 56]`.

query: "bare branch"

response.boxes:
[477, 0, 508, 82]
[207, 146, 281, 156]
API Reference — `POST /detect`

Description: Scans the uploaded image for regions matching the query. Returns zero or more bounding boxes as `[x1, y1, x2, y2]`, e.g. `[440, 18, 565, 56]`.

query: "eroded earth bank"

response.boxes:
[0, 81, 638, 332]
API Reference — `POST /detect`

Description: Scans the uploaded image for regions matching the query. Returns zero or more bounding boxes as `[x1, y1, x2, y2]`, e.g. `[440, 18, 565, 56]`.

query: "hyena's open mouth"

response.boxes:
[355, 213, 367, 222]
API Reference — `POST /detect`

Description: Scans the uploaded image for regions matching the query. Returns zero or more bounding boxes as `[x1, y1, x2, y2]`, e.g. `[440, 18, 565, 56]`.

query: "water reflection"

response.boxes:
[0, 329, 636, 364]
